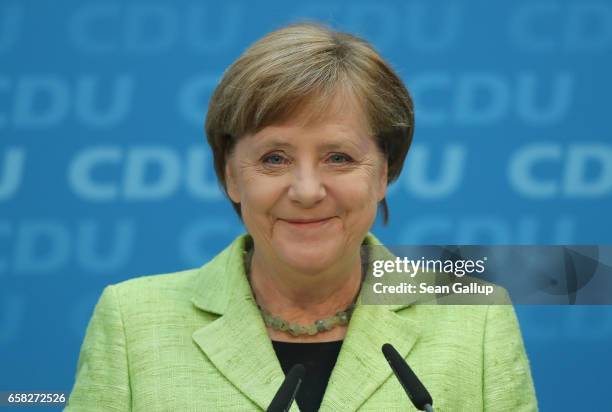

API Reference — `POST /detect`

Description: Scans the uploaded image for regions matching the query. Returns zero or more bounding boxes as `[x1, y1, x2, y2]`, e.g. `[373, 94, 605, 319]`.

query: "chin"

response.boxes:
[276, 241, 342, 274]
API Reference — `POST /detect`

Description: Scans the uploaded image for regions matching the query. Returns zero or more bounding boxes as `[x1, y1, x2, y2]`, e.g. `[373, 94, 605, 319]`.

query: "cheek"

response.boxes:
[331, 173, 381, 213]
[240, 175, 286, 214]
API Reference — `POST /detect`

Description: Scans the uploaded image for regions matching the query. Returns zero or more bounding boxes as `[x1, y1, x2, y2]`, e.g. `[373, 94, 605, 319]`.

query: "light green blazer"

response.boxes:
[65, 233, 538, 411]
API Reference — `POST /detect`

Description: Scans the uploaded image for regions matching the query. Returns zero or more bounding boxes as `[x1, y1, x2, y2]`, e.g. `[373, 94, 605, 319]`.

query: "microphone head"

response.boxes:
[267, 363, 306, 412]
[382, 343, 433, 411]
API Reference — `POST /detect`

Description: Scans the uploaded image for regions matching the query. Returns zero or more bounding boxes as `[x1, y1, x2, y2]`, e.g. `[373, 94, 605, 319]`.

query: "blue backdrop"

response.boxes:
[1, 1, 611, 410]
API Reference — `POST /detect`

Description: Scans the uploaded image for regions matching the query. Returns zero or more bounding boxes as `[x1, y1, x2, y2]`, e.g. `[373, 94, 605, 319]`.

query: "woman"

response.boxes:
[66, 23, 537, 411]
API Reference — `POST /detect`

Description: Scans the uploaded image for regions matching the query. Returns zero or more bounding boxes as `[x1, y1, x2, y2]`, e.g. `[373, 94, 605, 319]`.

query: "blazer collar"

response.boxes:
[190, 233, 252, 316]
[191, 232, 420, 411]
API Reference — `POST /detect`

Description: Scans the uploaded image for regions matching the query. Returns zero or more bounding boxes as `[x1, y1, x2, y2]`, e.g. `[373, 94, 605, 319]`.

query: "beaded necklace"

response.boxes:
[243, 243, 368, 337]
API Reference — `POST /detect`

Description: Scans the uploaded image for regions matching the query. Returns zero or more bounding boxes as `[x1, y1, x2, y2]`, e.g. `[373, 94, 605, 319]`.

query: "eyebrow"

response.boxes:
[255, 138, 364, 152]
[256, 140, 293, 150]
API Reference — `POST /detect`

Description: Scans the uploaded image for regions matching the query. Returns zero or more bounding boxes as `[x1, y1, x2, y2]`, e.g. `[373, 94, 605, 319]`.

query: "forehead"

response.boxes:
[245, 93, 374, 148]
[245, 119, 374, 155]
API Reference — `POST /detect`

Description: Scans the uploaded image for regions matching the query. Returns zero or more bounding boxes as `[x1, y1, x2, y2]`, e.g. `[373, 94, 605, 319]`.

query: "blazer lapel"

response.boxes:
[320, 234, 422, 411]
[191, 234, 295, 411]
[318, 302, 420, 411]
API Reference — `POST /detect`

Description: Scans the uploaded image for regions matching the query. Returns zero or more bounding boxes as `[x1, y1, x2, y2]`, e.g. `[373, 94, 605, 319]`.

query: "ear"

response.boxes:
[225, 160, 241, 203]
[377, 161, 388, 202]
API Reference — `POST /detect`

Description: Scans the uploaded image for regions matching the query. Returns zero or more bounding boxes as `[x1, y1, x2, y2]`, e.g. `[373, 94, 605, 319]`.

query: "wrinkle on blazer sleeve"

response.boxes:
[482, 294, 538, 412]
[65, 285, 131, 411]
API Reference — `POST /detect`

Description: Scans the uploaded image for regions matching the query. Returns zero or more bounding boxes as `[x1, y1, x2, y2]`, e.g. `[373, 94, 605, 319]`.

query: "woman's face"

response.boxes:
[225, 99, 388, 274]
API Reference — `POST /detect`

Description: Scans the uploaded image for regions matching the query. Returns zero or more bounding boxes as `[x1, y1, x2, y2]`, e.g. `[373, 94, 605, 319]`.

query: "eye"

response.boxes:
[262, 152, 288, 165]
[328, 153, 353, 164]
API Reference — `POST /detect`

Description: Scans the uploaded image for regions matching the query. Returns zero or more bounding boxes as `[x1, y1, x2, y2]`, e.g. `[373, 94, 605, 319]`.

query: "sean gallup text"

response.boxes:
[372, 282, 495, 296]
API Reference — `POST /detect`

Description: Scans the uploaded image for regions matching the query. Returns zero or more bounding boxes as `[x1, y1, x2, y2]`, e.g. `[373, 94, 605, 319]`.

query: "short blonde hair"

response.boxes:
[205, 22, 414, 224]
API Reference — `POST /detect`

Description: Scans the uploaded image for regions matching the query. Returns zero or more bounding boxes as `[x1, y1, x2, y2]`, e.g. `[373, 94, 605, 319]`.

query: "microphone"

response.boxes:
[382, 343, 434, 412]
[267, 363, 306, 412]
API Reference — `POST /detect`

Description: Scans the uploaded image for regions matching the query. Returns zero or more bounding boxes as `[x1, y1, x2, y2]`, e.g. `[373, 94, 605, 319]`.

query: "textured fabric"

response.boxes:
[65, 232, 538, 411]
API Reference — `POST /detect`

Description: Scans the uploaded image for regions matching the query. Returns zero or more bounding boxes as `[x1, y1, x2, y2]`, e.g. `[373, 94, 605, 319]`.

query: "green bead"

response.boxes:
[271, 318, 284, 330]
[337, 312, 349, 325]
[255, 299, 356, 336]
[323, 318, 334, 331]
[278, 320, 289, 331]
[288, 324, 301, 336]
[315, 319, 326, 332]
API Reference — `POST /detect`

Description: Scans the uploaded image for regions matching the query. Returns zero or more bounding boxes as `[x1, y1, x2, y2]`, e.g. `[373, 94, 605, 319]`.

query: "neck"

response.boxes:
[247, 247, 365, 325]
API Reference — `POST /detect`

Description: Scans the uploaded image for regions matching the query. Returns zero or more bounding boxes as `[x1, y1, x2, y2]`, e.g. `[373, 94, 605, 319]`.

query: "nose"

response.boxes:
[287, 164, 326, 207]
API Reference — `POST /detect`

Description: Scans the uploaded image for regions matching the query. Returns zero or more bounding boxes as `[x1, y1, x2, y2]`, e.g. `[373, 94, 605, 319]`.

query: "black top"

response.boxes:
[272, 340, 343, 412]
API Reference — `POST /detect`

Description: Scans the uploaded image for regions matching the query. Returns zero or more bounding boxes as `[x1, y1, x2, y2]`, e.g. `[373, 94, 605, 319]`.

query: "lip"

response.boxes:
[285, 217, 332, 223]
[281, 217, 334, 227]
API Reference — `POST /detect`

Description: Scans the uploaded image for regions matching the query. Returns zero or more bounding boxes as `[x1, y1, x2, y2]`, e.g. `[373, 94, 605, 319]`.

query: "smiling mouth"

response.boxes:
[282, 217, 334, 227]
